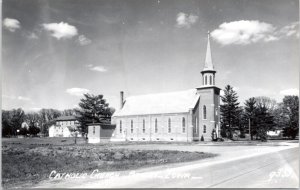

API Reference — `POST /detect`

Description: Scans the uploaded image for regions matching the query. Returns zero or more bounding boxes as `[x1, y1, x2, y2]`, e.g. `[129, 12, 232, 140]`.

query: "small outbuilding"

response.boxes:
[87, 123, 116, 143]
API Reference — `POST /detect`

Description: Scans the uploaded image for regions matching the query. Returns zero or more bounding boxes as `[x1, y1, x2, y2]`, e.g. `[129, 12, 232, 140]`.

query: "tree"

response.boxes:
[8, 108, 25, 136]
[220, 85, 241, 139]
[272, 102, 288, 130]
[28, 125, 41, 136]
[75, 93, 114, 134]
[2, 110, 13, 137]
[255, 96, 277, 113]
[255, 103, 274, 141]
[282, 96, 299, 139]
[62, 109, 77, 116]
[243, 97, 257, 140]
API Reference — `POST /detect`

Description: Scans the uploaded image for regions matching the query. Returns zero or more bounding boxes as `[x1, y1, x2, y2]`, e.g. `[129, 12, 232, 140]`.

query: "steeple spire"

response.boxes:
[201, 31, 216, 86]
[203, 31, 214, 71]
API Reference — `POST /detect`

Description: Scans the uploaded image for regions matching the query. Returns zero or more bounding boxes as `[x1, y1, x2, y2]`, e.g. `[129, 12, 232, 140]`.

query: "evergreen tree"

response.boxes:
[75, 93, 114, 134]
[220, 85, 240, 139]
[243, 97, 257, 140]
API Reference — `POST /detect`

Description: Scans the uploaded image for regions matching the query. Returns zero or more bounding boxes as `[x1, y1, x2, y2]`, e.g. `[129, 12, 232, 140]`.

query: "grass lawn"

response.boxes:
[2, 137, 216, 189]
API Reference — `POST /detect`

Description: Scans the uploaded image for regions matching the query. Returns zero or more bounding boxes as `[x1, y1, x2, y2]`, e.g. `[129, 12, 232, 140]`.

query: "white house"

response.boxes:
[48, 116, 80, 137]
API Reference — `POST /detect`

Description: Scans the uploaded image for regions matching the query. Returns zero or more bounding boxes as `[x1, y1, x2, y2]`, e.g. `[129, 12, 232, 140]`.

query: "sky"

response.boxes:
[2, 0, 299, 112]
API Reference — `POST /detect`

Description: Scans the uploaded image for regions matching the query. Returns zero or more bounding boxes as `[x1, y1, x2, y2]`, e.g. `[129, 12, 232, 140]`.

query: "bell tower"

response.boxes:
[201, 31, 216, 86]
[195, 31, 221, 141]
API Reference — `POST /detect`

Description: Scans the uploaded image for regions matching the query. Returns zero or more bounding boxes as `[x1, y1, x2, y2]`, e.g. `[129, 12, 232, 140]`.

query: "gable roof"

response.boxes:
[113, 89, 200, 117]
[55, 115, 77, 121]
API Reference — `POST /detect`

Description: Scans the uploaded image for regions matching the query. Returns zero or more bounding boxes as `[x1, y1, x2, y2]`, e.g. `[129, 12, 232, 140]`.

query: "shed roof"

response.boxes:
[113, 89, 200, 117]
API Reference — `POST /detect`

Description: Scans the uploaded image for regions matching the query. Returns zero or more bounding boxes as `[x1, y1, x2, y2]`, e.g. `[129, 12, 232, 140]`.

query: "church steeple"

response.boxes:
[201, 31, 216, 86]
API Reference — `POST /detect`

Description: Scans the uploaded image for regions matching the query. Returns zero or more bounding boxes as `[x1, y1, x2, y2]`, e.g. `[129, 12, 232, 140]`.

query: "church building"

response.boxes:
[111, 33, 221, 142]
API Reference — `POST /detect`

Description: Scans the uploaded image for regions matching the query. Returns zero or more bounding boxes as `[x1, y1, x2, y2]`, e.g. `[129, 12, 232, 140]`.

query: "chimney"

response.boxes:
[120, 91, 124, 109]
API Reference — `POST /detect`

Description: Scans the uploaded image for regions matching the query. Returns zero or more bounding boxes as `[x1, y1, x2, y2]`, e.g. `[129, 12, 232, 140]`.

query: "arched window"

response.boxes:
[155, 118, 158, 133]
[168, 118, 171, 133]
[205, 75, 207, 85]
[203, 105, 207, 119]
[120, 120, 122, 133]
[203, 125, 207, 133]
[182, 117, 186, 133]
[131, 120, 133, 133]
[209, 76, 212, 85]
[142, 119, 145, 133]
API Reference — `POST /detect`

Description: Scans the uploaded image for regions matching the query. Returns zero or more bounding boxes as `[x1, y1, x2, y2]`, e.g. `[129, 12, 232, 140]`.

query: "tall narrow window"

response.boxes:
[131, 120, 133, 133]
[120, 120, 122, 133]
[168, 118, 171, 133]
[205, 75, 207, 85]
[93, 126, 95, 134]
[203, 125, 207, 133]
[203, 105, 207, 119]
[182, 117, 186, 133]
[209, 76, 212, 85]
[155, 118, 158, 133]
[142, 119, 145, 133]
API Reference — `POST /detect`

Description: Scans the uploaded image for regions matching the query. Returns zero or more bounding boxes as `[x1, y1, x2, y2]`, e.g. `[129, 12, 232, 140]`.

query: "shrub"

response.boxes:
[200, 135, 204, 141]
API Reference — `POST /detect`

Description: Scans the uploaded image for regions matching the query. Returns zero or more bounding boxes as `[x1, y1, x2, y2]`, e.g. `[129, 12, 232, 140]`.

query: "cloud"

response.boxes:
[42, 22, 78, 40]
[17, 96, 31, 101]
[3, 18, 21, 32]
[211, 20, 278, 45]
[280, 88, 299, 96]
[176, 12, 198, 29]
[278, 22, 299, 38]
[77, 35, 92, 46]
[66, 88, 90, 96]
[86, 64, 108, 72]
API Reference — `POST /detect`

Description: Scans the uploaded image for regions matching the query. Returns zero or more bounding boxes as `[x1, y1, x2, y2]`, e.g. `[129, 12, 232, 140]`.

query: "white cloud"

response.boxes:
[66, 88, 90, 96]
[176, 12, 198, 29]
[3, 18, 21, 32]
[42, 22, 78, 40]
[86, 64, 108, 72]
[278, 22, 299, 38]
[77, 35, 92, 46]
[280, 88, 299, 96]
[17, 96, 31, 101]
[211, 20, 278, 45]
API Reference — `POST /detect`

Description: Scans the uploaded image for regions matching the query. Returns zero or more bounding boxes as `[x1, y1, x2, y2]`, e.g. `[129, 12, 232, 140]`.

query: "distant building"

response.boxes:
[48, 116, 80, 137]
[267, 130, 284, 139]
[110, 33, 221, 142]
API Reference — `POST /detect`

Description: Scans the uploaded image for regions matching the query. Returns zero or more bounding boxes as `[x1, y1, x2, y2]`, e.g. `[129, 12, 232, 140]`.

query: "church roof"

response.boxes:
[203, 32, 215, 72]
[113, 89, 200, 117]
